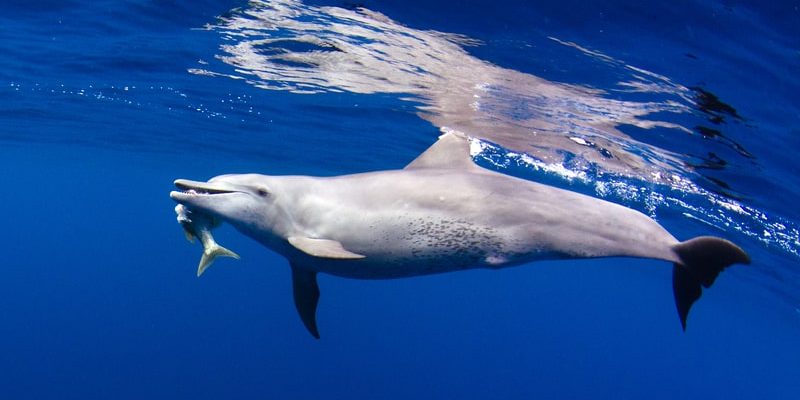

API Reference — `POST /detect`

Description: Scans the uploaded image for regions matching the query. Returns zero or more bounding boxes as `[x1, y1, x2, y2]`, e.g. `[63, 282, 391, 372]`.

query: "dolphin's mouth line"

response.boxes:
[180, 188, 236, 195]
[171, 179, 240, 200]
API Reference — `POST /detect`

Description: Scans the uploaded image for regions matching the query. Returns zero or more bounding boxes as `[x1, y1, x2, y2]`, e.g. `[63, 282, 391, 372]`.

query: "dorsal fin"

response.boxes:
[404, 130, 476, 170]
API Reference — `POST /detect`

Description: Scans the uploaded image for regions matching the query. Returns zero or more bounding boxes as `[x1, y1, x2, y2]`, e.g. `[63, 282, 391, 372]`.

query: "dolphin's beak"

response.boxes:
[173, 179, 238, 193]
[170, 179, 239, 203]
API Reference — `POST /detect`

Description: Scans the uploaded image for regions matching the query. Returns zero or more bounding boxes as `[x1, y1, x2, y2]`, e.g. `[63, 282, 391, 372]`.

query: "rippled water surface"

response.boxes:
[1, 1, 798, 399]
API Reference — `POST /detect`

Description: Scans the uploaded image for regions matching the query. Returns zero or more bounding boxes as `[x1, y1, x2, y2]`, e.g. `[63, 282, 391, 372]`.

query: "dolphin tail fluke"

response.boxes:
[197, 245, 240, 277]
[671, 236, 750, 330]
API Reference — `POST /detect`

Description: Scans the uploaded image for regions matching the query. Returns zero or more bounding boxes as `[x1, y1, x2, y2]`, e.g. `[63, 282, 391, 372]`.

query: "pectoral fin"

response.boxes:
[291, 265, 321, 339]
[288, 236, 366, 259]
[182, 227, 196, 243]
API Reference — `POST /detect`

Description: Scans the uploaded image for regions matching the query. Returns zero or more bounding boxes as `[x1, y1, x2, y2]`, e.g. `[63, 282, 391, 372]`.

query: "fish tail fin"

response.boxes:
[197, 245, 240, 277]
[671, 236, 750, 330]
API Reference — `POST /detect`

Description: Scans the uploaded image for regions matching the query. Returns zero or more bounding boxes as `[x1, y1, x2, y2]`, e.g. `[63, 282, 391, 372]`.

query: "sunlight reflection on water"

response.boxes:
[189, 0, 799, 273]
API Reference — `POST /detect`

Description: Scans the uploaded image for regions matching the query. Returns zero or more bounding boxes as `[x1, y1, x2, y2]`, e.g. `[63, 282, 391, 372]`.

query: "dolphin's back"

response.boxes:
[289, 169, 681, 272]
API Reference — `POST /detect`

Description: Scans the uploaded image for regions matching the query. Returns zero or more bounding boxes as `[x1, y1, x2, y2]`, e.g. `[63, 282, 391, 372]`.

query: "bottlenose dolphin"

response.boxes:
[170, 131, 749, 338]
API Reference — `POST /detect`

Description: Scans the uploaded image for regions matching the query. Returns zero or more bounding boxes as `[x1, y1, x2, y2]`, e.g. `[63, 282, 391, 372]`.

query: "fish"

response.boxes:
[175, 203, 240, 277]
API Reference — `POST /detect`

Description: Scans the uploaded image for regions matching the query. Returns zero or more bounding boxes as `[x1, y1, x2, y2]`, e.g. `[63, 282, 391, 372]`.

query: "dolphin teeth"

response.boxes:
[181, 187, 236, 196]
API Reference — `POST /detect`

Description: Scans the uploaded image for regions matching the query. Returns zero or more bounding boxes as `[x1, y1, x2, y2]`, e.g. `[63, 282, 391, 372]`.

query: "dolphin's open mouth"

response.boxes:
[174, 179, 237, 194]
[170, 179, 239, 202]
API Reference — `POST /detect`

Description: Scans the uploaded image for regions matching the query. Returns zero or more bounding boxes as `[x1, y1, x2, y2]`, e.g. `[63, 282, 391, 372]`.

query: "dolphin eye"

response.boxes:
[256, 187, 269, 197]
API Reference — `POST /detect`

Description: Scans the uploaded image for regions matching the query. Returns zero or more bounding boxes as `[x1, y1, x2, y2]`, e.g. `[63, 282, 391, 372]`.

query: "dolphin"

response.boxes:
[170, 131, 749, 338]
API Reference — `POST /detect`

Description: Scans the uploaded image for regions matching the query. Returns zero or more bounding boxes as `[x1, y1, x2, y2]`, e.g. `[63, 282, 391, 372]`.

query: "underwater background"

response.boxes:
[1, 0, 798, 398]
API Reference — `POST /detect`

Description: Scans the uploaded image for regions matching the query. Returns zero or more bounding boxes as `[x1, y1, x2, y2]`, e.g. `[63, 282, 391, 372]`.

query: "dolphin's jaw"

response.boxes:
[169, 179, 246, 210]
[169, 189, 238, 201]
[173, 179, 239, 194]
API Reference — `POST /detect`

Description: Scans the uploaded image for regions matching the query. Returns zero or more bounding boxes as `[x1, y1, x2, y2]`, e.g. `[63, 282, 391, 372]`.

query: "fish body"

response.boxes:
[175, 204, 239, 276]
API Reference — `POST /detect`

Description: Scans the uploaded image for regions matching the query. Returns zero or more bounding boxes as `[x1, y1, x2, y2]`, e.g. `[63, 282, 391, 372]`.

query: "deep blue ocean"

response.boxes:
[1, 0, 798, 398]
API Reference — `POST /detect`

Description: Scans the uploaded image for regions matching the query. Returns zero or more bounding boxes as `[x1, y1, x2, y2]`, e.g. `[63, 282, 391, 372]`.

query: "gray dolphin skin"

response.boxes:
[170, 131, 750, 338]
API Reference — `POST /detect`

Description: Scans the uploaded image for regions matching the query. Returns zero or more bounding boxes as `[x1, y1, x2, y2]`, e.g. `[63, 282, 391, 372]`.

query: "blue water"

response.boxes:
[1, 0, 799, 398]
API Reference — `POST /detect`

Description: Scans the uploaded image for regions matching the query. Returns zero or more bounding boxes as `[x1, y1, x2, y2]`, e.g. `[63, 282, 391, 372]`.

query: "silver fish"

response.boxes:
[175, 204, 239, 276]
